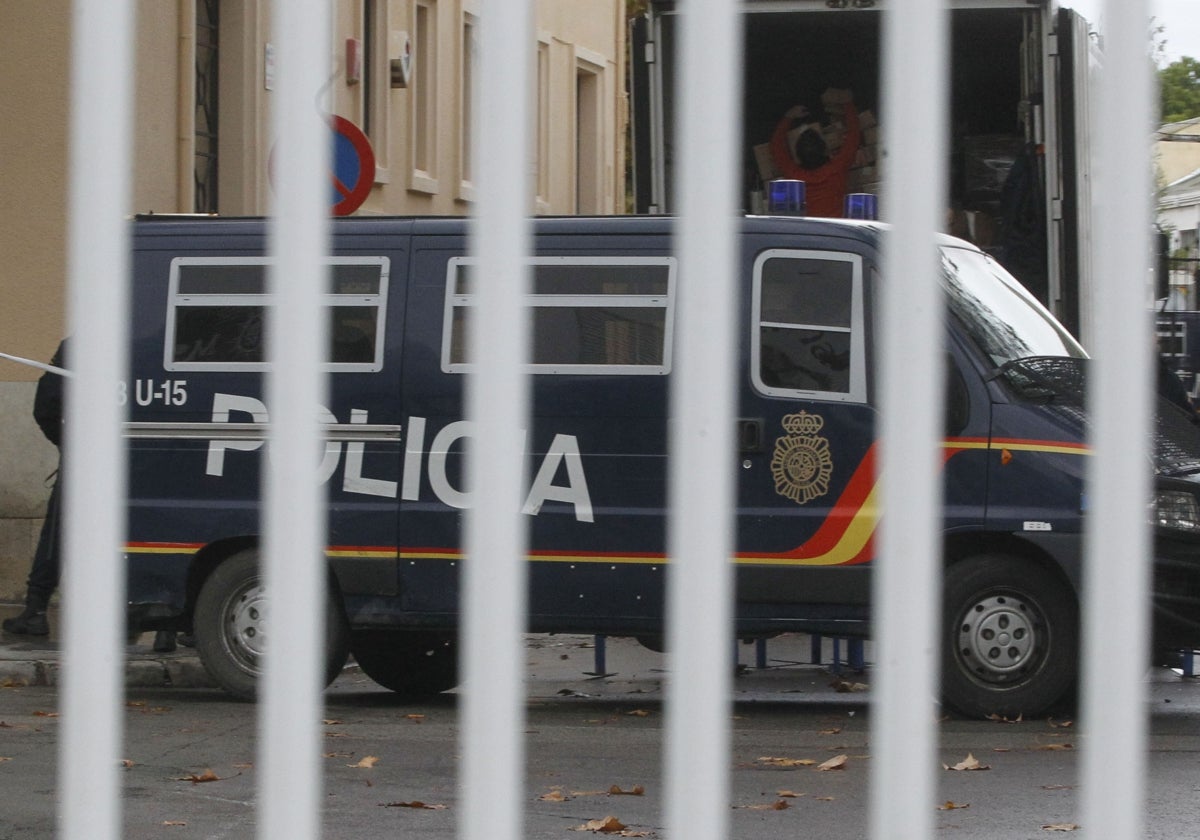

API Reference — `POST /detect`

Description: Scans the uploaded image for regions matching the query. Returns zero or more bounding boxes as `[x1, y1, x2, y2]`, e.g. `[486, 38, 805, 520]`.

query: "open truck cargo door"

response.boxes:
[1051, 5, 1098, 344]
[629, 0, 1094, 341]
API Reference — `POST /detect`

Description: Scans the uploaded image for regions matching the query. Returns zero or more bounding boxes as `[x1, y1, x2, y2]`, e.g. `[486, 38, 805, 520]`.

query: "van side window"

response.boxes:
[751, 250, 865, 402]
[164, 257, 389, 372]
[443, 257, 675, 374]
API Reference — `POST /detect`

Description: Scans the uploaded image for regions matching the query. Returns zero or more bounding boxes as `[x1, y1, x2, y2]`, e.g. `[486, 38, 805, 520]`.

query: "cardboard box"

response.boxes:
[753, 142, 779, 182]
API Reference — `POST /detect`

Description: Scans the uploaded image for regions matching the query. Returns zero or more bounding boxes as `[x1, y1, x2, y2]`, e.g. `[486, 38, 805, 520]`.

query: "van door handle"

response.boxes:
[738, 418, 762, 452]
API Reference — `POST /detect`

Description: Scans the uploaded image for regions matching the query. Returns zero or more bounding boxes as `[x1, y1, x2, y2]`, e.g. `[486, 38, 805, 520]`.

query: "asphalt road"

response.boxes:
[2, 634, 1200, 839]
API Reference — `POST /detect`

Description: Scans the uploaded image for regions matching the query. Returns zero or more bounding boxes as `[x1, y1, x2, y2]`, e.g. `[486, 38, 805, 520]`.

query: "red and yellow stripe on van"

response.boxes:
[127, 436, 1088, 569]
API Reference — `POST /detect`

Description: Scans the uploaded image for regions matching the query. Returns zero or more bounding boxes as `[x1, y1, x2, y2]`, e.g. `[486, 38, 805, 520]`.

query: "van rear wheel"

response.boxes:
[350, 631, 459, 697]
[942, 554, 1077, 719]
[193, 549, 351, 701]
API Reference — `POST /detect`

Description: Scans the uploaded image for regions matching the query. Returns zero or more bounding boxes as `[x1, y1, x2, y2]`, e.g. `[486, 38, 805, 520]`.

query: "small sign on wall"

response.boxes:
[264, 42, 275, 91]
[390, 31, 412, 88]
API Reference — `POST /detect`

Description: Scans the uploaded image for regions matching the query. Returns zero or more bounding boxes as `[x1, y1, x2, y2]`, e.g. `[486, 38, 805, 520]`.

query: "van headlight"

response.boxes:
[1152, 490, 1200, 532]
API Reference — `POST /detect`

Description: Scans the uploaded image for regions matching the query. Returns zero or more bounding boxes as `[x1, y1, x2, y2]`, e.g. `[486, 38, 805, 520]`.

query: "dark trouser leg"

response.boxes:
[24, 470, 62, 612]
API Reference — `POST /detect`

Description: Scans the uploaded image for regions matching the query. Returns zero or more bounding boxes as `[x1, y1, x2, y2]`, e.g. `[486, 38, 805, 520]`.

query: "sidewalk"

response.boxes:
[0, 603, 214, 689]
[1, 601, 871, 695]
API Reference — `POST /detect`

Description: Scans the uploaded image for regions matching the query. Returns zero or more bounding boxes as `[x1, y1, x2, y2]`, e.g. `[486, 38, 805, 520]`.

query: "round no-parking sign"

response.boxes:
[331, 116, 375, 216]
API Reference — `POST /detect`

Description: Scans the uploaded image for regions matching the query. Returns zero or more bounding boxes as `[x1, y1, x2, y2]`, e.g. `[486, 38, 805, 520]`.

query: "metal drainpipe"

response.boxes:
[177, 0, 196, 212]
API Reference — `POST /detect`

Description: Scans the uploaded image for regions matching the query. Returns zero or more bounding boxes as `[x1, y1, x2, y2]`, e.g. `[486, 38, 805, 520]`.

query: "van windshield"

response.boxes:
[941, 245, 1086, 368]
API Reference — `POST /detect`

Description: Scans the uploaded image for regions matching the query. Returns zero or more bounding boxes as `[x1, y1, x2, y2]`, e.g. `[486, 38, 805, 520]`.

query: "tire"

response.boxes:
[193, 549, 351, 701]
[350, 630, 459, 697]
[941, 554, 1078, 719]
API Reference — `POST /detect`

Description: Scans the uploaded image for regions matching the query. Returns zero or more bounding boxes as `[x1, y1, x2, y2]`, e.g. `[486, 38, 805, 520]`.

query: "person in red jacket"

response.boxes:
[769, 102, 861, 218]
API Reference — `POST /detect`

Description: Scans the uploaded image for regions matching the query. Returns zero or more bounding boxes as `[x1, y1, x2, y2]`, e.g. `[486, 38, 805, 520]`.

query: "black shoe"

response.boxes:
[3, 609, 50, 637]
[153, 630, 177, 653]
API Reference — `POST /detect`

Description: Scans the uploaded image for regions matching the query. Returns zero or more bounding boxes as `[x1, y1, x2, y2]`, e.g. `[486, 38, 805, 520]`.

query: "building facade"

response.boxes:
[0, 0, 627, 601]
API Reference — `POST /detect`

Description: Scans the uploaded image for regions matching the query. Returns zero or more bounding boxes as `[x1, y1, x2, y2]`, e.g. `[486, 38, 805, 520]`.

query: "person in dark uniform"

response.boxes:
[3, 340, 66, 637]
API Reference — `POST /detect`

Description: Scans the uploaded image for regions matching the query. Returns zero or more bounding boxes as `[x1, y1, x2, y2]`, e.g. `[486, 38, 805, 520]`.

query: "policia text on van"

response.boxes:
[120, 214, 1200, 718]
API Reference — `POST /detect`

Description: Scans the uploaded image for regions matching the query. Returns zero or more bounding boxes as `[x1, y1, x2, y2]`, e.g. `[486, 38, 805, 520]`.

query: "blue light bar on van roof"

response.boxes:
[767, 179, 806, 216]
[843, 193, 878, 220]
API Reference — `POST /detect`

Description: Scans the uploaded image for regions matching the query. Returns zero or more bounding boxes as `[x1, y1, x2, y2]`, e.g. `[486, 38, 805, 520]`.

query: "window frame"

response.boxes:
[441, 255, 676, 375]
[164, 255, 390, 373]
[750, 248, 866, 403]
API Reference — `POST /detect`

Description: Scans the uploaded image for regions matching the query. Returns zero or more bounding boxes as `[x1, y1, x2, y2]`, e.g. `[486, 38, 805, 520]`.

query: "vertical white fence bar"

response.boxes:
[261, 1, 331, 838]
[870, 2, 949, 839]
[1080, 0, 1155, 836]
[59, 0, 134, 837]
[460, 2, 533, 840]
[665, 1, 742, 839]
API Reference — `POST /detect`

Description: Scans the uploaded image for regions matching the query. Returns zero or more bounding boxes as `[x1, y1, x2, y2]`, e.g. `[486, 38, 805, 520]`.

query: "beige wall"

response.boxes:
[0, 7, 71, 378]
[1157, 120, 1200, 188]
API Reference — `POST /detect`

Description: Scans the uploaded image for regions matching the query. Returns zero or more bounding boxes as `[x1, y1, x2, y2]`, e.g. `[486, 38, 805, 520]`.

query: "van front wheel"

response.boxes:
[942, 555, 1077, 719]
[193, 549, 351, 701]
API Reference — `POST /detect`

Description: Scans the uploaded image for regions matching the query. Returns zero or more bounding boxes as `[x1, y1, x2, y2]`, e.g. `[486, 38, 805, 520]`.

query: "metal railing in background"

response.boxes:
[1081, 1, 1155, 836]
[54, 0, 1156, 838]
[260, 2, 332, 839]
[59, 1, 133, 838]
[870, 2, 950, 837]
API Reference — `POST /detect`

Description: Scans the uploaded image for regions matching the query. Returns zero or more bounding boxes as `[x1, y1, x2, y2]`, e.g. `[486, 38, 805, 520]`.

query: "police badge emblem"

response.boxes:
[770, 411, 833, 504]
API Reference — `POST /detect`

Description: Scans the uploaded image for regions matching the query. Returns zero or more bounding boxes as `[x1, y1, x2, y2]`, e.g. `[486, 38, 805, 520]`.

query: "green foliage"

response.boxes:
[1160, 57, 1200, 123]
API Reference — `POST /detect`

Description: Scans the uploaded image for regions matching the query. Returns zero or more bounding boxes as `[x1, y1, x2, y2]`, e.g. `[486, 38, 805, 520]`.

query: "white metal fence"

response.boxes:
[56, 0, 1154, 837]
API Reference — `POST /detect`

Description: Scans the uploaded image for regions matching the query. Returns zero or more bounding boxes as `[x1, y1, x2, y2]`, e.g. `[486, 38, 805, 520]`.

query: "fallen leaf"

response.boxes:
[1, 677, 31, 688]
[162, 821, 187, 826]
[819, 727, 843, 735]
[32, 711, 59, 718]
[324, 752, 353, 759]
[756, 756, 817, 767]
[815, 796, 835, 801]
[938, 801, 970, 810]
[1035, 744, 1074, 752]
[232, 762, 254, 769]
[0, 757, 12, 763]
[626, 710, 651, 717]
[121, 759, 135, 768]
[404, 714, 425, 723]
[831, 680, 869, 693]
[777, 790, 804, 798]
[817, 754, 848, 771]
[1042, 784, 1074, 791]
[381, 801, 448, 810]
[323, 719, 342, 725]
[732, 800, 788, 811]
[571, 790, 610, 797]
[176, 769, 222, 784]
[1048, 718, 1074, 729]
[573, 815, 627, 833]
[943, 753, 990, 772]
[986, 713, 1024, 724]
[608, 785, 644, 796]
[350, 755, 380, 768]
[540, 790, 569, 802]
[1042, 824, 1080, 832]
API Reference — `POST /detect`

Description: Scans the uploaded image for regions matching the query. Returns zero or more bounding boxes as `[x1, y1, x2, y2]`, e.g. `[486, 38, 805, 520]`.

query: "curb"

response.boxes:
[0, 648, 214, 690]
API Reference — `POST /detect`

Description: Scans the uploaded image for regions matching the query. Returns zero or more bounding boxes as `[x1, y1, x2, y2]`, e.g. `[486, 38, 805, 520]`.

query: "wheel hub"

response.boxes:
[957, 593, 1041, 684]
[225, 584, 267, 665]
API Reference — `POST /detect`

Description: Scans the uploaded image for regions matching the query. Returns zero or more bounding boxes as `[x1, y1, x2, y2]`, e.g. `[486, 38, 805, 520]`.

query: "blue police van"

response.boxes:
[122, 213, 1200, 717]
